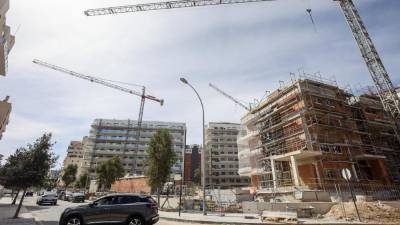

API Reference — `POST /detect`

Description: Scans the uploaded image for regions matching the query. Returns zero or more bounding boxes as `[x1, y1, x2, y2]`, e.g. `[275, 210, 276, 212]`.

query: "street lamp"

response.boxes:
[180, 77, 207, 216]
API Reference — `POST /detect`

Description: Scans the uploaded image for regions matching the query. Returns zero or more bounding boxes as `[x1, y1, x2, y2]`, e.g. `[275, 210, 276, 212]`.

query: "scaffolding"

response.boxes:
[241, 74, 400, 192]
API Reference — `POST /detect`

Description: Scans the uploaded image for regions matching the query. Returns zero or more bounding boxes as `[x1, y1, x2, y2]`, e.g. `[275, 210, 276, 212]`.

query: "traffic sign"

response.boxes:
[341, 168, 352, 181]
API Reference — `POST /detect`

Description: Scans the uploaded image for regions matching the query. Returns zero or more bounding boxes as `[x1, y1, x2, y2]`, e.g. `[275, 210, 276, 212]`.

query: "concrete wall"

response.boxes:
[242, 201, 336, 215]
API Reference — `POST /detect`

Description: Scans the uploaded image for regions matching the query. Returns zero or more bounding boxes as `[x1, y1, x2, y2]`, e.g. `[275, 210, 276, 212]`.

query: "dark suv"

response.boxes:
[59, 193, 158, 225]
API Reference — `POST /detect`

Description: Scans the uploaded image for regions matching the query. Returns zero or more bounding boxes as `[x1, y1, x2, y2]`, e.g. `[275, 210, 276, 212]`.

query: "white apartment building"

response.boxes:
[0, 0, 15, 76]
[205, 122, 250, 189]
[82, 119, 186, 178]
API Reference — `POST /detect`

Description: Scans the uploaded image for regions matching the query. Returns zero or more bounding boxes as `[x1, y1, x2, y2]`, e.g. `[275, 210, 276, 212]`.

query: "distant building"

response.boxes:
[62, 138, 88, 178]
[0, 0, 15, 76]
[204, 122, 250, 189]
[81, 119, 186, 179]
[49, 169, 61, 180]
[183, 144, 201, 184]
[0, 96, 11, 140]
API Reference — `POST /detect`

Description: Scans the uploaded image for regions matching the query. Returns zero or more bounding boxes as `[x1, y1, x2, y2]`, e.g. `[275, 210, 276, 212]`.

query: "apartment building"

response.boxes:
[183, 144, 201, 184]
[0, 0, 15, 76]
[238, 76, 399, 192]
[205, 122, 250, 189]
[351, 94, 400, 182]
[82, 119, 186, 178]
[0, 96, 11, 140]
[62, 138, 88, 178]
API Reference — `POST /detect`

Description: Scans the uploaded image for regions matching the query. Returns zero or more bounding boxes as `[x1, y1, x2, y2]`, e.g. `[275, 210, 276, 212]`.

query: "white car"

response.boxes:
[36, 192, 58, 205]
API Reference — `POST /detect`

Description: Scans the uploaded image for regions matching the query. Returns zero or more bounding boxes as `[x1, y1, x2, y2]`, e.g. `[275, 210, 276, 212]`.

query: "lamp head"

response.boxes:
[180, 77, 188, 84]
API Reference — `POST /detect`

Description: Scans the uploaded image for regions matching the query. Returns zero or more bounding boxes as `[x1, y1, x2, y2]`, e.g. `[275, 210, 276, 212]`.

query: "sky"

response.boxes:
[0, 0, 399, 168]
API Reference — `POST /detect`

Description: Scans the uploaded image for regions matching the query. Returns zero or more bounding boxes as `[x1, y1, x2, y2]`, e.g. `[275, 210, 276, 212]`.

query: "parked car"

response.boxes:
[71, 192, 85, 203]
[25, 191, 34, 197]
[59, 193, 158, 225]
[63, 191, 73, 201]
[37, 192, 58, 205]
[58, 191, 65, 200]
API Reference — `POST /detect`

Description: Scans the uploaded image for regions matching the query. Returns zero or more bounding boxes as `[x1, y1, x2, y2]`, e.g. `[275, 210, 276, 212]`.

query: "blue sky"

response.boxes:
[0, 0, 399, 168]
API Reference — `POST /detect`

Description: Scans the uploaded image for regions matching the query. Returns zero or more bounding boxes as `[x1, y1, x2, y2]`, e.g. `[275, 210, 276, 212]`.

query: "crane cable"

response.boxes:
[304, 0, 317, 32]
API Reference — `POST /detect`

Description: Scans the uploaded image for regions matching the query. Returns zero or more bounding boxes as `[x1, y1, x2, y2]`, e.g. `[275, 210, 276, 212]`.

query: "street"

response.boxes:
[19, 196, 212, 225]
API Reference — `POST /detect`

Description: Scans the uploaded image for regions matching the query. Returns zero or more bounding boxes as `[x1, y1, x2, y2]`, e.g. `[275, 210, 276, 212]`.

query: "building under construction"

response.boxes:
[238, 75, 400, 193]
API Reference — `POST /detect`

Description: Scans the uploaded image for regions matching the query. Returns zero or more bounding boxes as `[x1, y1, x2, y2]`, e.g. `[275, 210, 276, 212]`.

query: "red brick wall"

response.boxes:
[111, 177, 151, 194]
[184, 152, 192, 182]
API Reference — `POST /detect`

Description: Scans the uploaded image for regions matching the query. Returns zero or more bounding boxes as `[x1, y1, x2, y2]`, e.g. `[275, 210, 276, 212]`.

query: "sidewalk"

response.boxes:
[0, 197, 37, 225]
[159, 210, 368, 225]
[160, 211, 264, 224]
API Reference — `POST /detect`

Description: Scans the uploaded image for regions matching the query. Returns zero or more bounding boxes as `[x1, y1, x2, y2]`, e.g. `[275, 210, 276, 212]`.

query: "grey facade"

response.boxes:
[205, 122, 250, 189]
[82, 119, 186, 178]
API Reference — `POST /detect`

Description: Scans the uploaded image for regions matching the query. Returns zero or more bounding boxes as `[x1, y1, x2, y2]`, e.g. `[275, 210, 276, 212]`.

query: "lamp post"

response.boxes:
[180, 77, 207, 216]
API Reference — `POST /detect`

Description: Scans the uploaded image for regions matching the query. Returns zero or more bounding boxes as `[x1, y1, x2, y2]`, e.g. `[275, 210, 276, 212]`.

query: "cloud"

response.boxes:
[0, 0, 399, 167]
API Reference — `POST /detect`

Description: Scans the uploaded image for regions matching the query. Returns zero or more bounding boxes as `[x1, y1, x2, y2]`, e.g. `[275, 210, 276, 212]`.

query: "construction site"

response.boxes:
[238, 74, 400, 194]
[2, 0, 400, 224]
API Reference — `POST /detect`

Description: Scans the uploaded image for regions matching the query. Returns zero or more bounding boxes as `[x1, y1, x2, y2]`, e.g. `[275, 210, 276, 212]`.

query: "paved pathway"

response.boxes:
[0, 197, 36, 225]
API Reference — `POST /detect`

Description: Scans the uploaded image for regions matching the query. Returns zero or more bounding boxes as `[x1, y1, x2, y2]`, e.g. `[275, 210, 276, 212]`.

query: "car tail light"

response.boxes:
[147, 203, 157, 209]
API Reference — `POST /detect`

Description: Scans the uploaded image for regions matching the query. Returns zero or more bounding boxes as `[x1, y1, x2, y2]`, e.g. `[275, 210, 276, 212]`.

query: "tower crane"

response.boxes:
[84, 0, 400, 123]
[32, 59, 164, 174]
[209, 83, 250, 111]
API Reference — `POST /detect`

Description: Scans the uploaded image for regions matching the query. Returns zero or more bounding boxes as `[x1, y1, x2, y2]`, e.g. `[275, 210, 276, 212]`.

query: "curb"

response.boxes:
[160, 216, 395, 225]
[160, 216, 266, 225]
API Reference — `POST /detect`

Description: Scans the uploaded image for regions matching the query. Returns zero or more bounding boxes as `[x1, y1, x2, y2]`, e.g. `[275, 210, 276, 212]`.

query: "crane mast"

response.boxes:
[33, 59, 164, 175]
[337, 0, 400, 121]
[209, 83, 250, 111]
[84, 0, 400, 123]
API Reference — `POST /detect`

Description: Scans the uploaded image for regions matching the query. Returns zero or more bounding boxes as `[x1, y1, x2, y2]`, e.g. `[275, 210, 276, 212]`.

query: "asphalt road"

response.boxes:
[22, 196, 210, 225]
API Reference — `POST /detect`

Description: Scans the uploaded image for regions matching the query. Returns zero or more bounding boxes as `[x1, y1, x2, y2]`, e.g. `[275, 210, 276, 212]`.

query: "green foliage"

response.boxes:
[0, 133, 57, 218]
[75, 172, 88, 189]
[0, 133, 57, 189]
[43, 175, 58, 191]
[96, 156, 124, 190]
[62, 164, 78, 188]
[145, 129, 176, 191]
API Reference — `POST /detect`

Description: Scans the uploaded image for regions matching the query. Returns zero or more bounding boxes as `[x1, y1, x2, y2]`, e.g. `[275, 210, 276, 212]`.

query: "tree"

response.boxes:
[62, 164, 78, 188]
[96, 156, 124, 190]
[0, 148, 26, 205]
[145, 129, 176, 206]
[1, 133, 57, 218]
[75, 172, 89, 190]
[42, 175, 59, 191]
[193, 168, 201, 186]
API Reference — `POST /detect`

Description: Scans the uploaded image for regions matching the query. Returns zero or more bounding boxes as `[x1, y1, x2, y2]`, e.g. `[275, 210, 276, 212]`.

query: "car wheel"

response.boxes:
[127, 217, 144, 225]
[65, 216, 82, 225]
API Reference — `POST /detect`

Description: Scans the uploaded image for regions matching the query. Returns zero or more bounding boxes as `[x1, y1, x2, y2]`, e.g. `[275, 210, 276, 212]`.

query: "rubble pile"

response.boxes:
[325, 201, 400, 224]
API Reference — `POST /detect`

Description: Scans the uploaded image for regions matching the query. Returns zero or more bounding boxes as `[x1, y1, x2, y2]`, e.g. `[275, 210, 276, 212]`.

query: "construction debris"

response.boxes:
[325, 201, 400, 224]
[261, 211, 298, 224]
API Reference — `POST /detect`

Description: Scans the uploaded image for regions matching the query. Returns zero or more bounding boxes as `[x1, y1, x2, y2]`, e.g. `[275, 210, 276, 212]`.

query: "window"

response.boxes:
[117, 196, 142, 204]
[96, 196, 116, 206]
[320, 145, 330, 153]
[324, 169, 337, 179]
[332, 146, 342, 154]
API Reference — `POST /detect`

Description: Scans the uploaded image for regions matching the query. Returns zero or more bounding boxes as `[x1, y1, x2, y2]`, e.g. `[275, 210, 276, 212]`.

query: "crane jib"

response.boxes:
[84, 0, 276, 16]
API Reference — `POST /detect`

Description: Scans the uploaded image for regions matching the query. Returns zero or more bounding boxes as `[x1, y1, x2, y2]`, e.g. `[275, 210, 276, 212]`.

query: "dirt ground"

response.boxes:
[324, 201, 400, 224]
